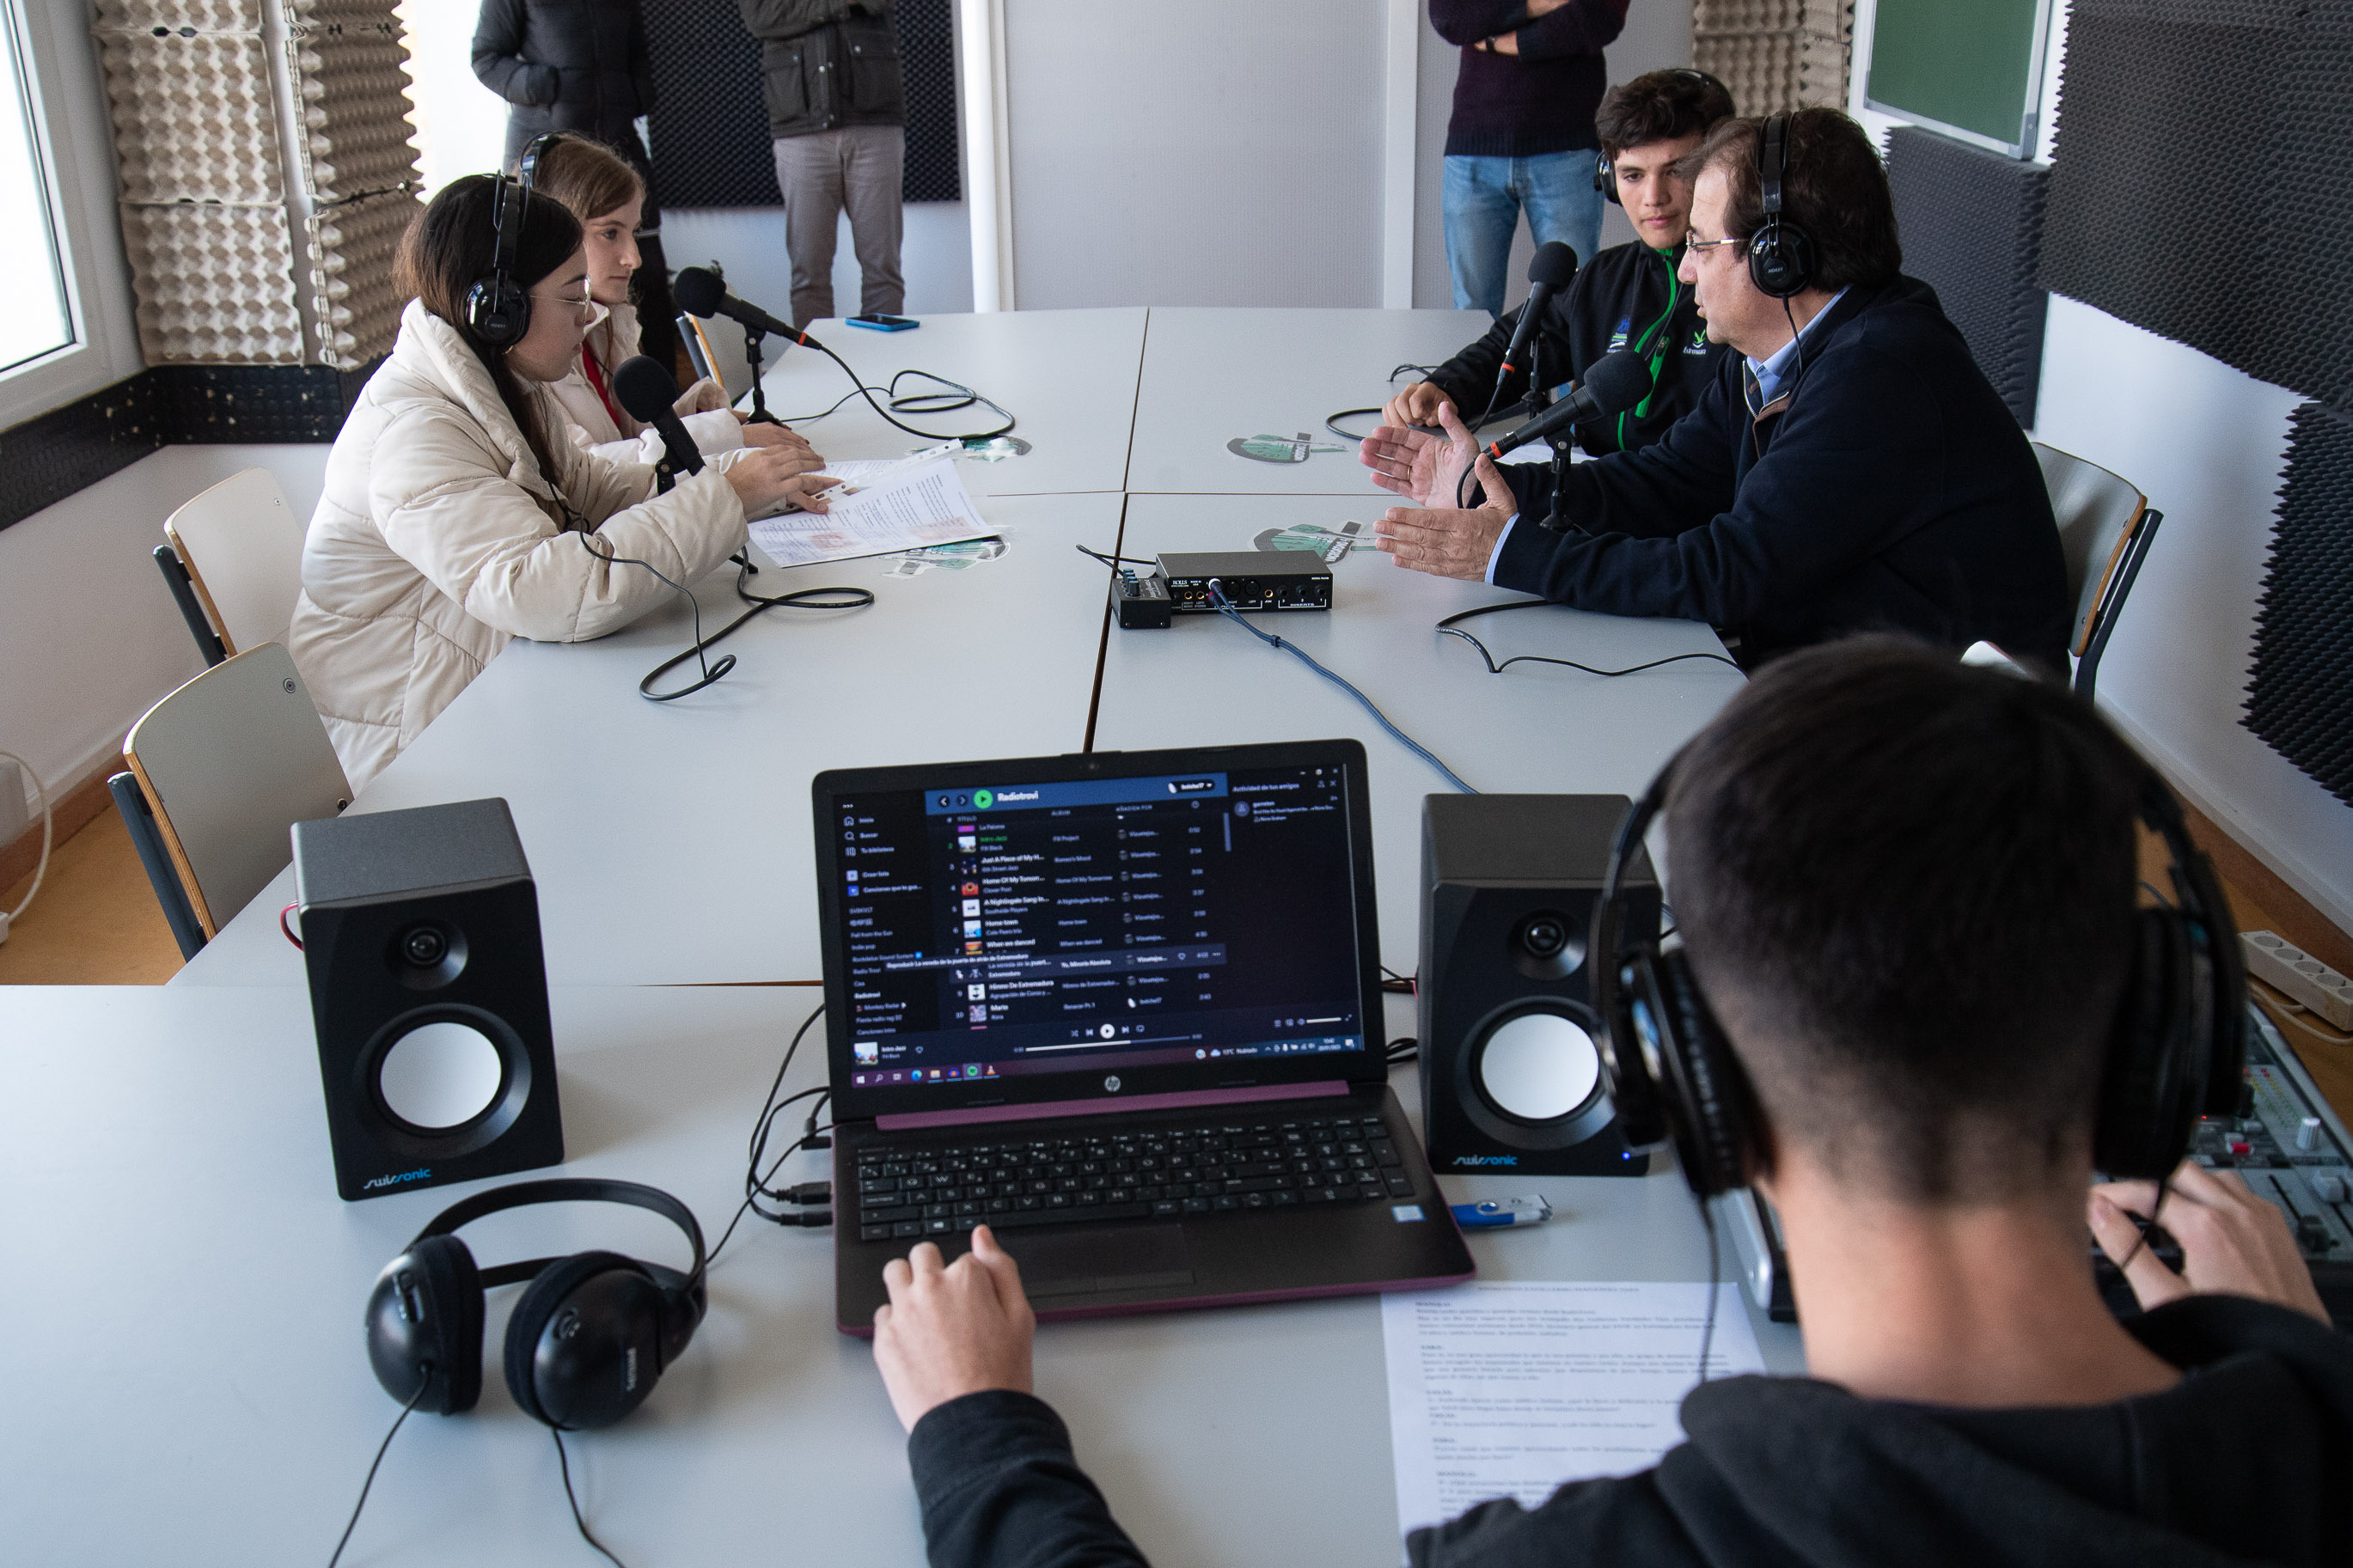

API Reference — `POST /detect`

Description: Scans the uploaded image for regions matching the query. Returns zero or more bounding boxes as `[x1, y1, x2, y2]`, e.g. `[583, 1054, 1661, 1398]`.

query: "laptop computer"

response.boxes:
[814, 738, 1475, 1333]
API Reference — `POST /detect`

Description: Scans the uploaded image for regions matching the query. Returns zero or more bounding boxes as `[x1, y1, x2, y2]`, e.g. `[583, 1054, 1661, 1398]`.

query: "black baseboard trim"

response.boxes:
[0, 357, 382, 534]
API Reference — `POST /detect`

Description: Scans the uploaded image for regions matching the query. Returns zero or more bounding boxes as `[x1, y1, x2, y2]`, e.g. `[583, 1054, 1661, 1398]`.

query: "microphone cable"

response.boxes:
[778, 346, 1017, 443]
[578, 536, 874, 701]
[1204, 582, 1476, 795]
[1435, 600, 1744, 678]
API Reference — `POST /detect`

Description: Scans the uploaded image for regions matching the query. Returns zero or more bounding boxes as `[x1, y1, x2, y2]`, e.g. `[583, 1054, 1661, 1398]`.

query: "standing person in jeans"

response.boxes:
[471, 0, 681, 373]
[1433, 0, 1629, 315]
[737, 0, 906, 328]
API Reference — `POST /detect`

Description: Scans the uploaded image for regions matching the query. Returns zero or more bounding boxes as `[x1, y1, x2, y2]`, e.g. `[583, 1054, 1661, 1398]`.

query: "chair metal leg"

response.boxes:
[2074, 509, 2164, 703]
[109, 772, 207, 960]
[154, 545, 226, 668]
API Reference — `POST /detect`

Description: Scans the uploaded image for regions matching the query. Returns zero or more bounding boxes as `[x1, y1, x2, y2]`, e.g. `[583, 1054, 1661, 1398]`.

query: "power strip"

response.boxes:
[2244, 930, 2353, 1029]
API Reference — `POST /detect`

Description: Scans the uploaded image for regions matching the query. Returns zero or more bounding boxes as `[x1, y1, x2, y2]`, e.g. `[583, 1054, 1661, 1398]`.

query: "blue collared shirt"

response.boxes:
[1483, 288, 1849, 584]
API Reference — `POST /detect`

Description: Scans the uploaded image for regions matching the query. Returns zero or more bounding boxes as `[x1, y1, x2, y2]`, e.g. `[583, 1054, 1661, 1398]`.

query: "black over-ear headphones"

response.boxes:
[1746, 113, 1817, 299]
[464, 134, 558, 348]
[1590, 747, 2248, 1199]
[1595, 68, 1732, 204]
[366, 1178, 707, 1431]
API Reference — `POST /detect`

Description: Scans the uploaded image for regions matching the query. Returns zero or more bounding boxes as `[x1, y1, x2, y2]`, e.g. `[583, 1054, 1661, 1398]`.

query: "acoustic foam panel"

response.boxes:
[2041, 0, 2353, 411]
[643, 0, 958, 210]
[1884, 125, 2047, 425]
[2245, 401, 2353, 808]
[307, 187, 419, 368]
[96, 28, 284, 204]
[119, 201, 304, 363]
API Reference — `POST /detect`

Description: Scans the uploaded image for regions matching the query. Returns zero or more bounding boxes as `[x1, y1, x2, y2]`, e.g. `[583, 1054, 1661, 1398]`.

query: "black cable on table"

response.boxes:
[1436, 600, 1745, 679]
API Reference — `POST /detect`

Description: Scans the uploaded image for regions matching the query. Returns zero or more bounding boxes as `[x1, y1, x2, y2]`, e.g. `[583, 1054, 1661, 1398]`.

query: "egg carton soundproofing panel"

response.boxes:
[96, 28, 284, 204]
[92, 0, 259, 32]
[284, 17, 424, 202]
[642, 0, 958, 209]
[119, 201, 304, 363]
[306, 187, 418, 367]
[2245, 401, 2353, 807]
[1885, 125, 2047, 425]
[1693, 0, 1849, 114]
[2041, 0, 2353, 411]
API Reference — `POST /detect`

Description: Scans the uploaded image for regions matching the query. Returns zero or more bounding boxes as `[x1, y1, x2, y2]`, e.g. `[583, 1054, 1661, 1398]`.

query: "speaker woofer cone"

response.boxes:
[1454, 1001, 1617, 1150]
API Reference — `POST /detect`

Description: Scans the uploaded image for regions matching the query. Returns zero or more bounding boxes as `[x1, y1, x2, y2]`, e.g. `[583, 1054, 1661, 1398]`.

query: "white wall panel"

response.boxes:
[1001, 0, 1384, 308]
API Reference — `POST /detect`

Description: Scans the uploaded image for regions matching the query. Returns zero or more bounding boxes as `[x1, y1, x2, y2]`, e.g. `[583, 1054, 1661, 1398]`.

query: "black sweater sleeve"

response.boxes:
[1509, 0, 1629, 59]
[1428, 269, 1596, 422]
[908, 1390, 1151, 1568]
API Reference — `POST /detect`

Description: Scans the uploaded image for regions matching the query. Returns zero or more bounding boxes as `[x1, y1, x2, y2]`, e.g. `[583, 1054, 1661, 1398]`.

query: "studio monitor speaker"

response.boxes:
[293, 798, 564, 1200]
[1418, 794, 1656, 1176]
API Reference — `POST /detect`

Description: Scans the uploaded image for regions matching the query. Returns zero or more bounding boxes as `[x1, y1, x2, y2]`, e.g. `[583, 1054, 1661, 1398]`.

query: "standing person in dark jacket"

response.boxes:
[1387, 68, 1737, 455]
[861, 638, 2352, 1568]
[1432, 0, 1628, 315]
[737, 0, 906, 328]
[471, 0, 680, 373]
[1365, 108, 2070, 670]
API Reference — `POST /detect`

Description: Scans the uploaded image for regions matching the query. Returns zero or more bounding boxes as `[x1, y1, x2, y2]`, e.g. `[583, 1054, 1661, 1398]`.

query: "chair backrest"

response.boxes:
[679, 308, 754, 411]
[2033, 442, 2148, 659]
[162, 467, 305, 658]
[123, 643, 351, 937]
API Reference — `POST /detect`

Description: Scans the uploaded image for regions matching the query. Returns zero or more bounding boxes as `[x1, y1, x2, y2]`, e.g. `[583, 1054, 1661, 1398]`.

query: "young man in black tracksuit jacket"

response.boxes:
[864, 641, 2353, 1568]
[1368, 109, 2069, 672]
[1389, 70, 1738, 457]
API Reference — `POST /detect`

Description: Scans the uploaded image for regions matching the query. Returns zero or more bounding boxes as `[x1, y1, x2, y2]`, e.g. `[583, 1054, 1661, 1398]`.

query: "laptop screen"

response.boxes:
[814, 741, 1384, 1119]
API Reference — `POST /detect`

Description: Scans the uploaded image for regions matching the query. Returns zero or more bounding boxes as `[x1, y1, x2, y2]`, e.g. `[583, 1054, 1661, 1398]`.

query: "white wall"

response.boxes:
[0, 447, 331, 815]
[1411, 0, 1696, 309]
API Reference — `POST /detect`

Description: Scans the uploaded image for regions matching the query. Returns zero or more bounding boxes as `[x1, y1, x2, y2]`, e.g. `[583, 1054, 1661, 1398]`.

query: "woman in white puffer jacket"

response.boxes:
[287, 176, 834, 788]
[524, 131, 821, 472]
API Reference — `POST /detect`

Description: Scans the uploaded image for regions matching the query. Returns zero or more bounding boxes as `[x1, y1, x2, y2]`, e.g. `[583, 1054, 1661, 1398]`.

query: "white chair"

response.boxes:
[153, 467, 306, 667]
[2033, 442, 2165, 701]
[119, 642, 351, 949]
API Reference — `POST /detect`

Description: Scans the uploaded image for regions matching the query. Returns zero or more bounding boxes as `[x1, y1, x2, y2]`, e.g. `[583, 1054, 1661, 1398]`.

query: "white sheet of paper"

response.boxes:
[748, 457, 992, 569]
[1382, 1280, 1767, 1538]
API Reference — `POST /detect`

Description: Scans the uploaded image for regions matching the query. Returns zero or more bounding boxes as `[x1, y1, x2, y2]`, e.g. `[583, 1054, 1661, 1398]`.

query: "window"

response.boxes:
[0, 3, 71, 373]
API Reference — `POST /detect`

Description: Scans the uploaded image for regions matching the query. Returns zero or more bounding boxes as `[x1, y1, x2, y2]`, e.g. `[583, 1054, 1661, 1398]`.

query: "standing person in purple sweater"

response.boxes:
[1433, 0, 1629, 315]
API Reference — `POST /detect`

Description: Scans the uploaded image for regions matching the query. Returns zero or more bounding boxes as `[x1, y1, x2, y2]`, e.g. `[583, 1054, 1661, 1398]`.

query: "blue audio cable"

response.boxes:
[1205, 582, 1476, 794]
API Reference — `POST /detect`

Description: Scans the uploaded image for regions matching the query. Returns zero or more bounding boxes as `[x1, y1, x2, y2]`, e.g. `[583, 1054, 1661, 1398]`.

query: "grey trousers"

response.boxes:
[773, 125, 906, 326]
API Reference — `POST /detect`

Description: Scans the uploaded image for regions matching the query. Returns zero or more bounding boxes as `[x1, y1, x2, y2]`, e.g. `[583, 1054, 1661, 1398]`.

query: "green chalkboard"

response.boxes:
[1865, 0, 2050, 156]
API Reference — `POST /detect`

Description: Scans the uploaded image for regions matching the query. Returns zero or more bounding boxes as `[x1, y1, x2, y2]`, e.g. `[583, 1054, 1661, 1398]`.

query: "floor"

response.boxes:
[4, 802, 2349, 1117]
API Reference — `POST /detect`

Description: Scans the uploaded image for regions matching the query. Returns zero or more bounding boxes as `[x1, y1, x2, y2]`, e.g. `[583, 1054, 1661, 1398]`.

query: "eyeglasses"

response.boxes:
[1683, 233, 1746, 257]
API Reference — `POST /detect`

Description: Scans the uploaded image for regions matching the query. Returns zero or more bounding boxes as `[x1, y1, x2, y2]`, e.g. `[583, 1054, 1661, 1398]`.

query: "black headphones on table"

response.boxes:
[1590, 748, 2248, 1199]
[464, 134, 558, 348]
[366, 1178, 707, 1431]
[1746, 112, 1817, 299]
[1594, 68, 1731, 204]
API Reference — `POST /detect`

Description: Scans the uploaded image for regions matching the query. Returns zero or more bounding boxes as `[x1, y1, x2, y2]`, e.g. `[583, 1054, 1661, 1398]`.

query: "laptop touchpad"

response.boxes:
[997, 1224, 1195, 1299]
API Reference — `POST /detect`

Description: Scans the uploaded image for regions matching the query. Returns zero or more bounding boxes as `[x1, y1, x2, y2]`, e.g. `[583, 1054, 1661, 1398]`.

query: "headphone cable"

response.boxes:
[579, 536, 875, 700]
[325, 1367, 431, 1568]
[1436, 600, 1744, 677]
[552, 1429, 629, 1568]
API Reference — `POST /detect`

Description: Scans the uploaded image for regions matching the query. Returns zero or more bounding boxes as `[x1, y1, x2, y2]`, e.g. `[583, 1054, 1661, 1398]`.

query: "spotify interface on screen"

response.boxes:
[832, 766, 1366, 1087]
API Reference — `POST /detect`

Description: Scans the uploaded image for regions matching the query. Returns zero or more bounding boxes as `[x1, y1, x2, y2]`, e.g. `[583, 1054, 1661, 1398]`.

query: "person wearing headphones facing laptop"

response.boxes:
[1384, 68, 1737, 458]
[287, 175, 834, 788]
[863, 637, 2348, 1568]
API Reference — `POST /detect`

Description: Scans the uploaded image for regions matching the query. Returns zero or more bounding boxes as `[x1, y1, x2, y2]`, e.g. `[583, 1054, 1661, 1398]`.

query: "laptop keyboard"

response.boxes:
[851, 1111, 1418, 1242]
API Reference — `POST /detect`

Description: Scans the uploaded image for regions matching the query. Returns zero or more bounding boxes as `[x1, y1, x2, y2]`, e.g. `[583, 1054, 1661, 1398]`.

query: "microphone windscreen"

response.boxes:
[1527, 241, 1580, 288]
[671, 266, 724, 318]
[611, 354, 682, 424]
[1580, 349, 1653, 415]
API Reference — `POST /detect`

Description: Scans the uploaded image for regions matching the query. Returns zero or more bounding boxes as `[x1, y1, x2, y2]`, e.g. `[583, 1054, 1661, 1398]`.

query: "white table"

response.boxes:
[175, 491, 1127, 988]
[0, 984, 1800, 1567]
[1125, 308, 1492, 496]
[754, 308, 1149, 495]
[1097, 494, 1746, 970]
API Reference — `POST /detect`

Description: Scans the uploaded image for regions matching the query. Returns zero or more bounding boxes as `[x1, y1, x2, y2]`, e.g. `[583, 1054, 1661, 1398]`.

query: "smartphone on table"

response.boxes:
[846, 314, 919, 332]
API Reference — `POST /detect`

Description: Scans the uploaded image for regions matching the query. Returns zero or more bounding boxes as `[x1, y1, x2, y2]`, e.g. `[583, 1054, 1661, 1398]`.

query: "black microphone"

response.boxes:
[1497, 241, 1580, 381]
[672, 266, 817, 350]
[1482, 350, 1653, 460]
[612, 354, 704, 485]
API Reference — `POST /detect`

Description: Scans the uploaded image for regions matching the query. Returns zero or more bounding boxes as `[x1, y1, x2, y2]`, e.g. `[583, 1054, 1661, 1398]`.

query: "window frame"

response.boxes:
[0, 0, 143, 433]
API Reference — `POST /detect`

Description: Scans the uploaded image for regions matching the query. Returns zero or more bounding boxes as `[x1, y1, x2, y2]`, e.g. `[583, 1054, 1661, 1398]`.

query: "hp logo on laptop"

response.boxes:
[1103, 1075, 1121, 1092]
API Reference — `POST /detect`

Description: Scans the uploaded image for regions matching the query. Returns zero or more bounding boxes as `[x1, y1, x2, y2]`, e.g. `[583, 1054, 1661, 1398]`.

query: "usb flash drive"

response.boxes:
[1451, 1194, 1554, 1229]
